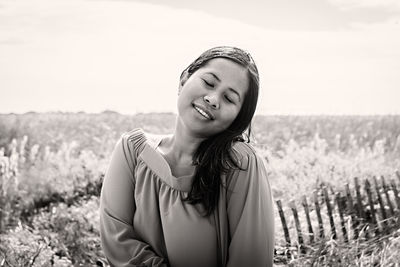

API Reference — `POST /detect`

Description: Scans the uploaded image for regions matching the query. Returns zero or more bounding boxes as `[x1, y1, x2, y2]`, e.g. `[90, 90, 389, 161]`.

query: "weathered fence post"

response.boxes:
[323, 187, 337, 239]
[290, 200, 306, 254]
[335, 192, 348, 242]
[276, 200, 291, 249]
[345, 183, 358, 239]
[0, 176, 3, 232]
[381, 175, 395, 217]
[373, 176, 388, 233]
[354, 177, 365, 220]
[302, 196, 314, 244]
[365, 179, 379, 235]
[313, 190, 325, 239]
[390, 178, 400, 211]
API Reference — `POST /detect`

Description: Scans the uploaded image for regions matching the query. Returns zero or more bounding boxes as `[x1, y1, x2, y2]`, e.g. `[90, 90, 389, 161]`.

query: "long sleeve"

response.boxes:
[226, 144, 275, 267]
[99, 135, 169, 267]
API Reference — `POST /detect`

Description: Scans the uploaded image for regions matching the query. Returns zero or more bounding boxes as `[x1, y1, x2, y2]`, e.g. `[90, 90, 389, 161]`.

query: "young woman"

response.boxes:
[100, 46, 275, 267]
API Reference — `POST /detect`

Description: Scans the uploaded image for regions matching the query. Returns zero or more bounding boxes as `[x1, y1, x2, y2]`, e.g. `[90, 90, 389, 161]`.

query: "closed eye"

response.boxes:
[202, 79, 214, 88]
[225, 95, 234, 104]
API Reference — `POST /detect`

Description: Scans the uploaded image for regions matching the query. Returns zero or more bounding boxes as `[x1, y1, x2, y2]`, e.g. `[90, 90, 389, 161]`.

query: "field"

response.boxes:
[1, 112, 400, 266]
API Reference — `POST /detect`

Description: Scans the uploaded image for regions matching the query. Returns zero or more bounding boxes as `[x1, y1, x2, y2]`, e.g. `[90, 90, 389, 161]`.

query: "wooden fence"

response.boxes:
[275, 171, 400, 257]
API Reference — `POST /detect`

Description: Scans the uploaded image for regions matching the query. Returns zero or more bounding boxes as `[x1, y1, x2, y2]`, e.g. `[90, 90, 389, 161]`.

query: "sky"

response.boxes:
[0, 0, 399, 115]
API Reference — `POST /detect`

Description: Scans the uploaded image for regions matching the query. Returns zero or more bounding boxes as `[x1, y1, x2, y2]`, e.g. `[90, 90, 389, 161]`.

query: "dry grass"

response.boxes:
[273, 226, 400, 266]
[1, 113, 400, 266]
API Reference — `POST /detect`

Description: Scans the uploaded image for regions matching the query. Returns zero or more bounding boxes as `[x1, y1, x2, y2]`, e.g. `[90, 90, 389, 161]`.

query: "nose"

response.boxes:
[203, 94, 220, 109]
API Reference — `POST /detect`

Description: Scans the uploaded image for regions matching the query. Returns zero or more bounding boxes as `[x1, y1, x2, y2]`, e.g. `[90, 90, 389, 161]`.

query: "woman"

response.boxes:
[100, 46, 275, 267]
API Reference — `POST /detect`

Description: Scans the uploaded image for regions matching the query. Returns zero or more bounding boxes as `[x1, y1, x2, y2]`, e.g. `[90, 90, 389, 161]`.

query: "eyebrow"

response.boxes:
[205, 72, 242, 102]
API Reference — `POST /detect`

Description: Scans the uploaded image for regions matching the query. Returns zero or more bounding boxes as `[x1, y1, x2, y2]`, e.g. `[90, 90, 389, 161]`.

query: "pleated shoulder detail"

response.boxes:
[122, 128, 147, 157]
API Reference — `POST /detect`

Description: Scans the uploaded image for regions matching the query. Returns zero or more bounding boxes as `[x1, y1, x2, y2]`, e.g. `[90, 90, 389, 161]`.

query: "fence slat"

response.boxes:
[345, 183, 359, 239]
[302, 196, 314, 244]
[381, 175, 395, 217]
[323, 187, 337, 239]
[313, 190, 325, 239]
[390, 178, 400, 211]
[373, 176, 388, 233]
[276, 200, 291, 248]
[335, 192, 348, 242]
[290, 200, 306, 254]
[354, 177, 365, 220]
[365, 179, 379, 236]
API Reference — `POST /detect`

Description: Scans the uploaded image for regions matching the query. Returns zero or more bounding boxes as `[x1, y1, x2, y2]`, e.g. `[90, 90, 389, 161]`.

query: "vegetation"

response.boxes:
[0, 112, 399, 266]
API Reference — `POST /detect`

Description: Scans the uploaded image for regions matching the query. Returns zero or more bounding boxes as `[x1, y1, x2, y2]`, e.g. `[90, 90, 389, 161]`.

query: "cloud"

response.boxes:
[327, 0, 400, 10]
[350, 16, 400, 30]
[326, 0, 400, 30]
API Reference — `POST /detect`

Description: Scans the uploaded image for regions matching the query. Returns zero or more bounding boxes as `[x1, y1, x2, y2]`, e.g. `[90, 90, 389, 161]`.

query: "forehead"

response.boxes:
[199, 58, 249, 93]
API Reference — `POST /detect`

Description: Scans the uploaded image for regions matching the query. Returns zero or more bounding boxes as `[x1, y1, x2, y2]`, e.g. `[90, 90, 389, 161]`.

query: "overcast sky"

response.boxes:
[1, 0, 399, 115]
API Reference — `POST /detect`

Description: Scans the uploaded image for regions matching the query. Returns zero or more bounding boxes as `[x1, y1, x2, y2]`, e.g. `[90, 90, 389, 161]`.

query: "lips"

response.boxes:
[192, 104, 215, 120]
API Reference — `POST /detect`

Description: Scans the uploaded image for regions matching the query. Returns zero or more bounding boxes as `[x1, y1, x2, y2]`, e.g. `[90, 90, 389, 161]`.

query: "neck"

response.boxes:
[161, 118, 207, 165]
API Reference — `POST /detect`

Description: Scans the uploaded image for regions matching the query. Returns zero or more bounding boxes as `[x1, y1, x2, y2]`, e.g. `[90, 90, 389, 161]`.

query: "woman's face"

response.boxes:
[177, 58, 249, 138]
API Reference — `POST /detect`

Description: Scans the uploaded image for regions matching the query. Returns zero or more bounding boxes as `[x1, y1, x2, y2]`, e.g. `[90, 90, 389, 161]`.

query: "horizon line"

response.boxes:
[1, 110, 400, 117]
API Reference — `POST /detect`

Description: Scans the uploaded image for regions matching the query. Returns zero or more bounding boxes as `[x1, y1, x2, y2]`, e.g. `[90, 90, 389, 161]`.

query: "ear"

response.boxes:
[178, 70, 189, 95]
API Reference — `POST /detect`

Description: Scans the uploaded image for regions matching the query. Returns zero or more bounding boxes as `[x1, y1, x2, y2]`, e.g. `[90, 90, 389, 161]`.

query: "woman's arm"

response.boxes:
[100, 136, 169, 267]
[226, 144, 275, 267]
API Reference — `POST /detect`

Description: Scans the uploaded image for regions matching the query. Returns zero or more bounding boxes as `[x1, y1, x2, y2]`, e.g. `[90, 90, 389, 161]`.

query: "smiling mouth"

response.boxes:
[193, 104, 213, 120]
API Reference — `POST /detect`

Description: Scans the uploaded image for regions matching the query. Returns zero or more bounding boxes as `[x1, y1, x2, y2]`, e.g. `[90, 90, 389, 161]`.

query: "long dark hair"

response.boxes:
[180, 46, 260, 216]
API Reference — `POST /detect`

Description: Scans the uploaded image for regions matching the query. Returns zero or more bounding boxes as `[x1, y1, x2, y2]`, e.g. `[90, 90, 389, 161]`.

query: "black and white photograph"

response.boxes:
[1, 0, 400, 266]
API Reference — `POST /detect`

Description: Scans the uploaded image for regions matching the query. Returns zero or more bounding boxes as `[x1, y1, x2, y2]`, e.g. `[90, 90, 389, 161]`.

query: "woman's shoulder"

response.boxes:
[225, 141, 271, 200]
[230, 141, 259, 169]
[121, 128, 145, 145]
[120, 128, 166, 152]
[232, 141, 257, 155]
[119, 128, 152, 156]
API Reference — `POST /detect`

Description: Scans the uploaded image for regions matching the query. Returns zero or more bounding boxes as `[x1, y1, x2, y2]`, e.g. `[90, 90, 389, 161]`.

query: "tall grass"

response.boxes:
[0, 112, 399, 266]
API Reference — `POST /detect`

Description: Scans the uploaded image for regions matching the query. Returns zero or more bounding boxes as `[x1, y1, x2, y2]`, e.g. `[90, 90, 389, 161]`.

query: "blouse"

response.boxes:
[100, 128, 275, 267]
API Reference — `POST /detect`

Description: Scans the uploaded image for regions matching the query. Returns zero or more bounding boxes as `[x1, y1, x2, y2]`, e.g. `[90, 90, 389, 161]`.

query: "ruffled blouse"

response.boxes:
[100, 128, 275, 267]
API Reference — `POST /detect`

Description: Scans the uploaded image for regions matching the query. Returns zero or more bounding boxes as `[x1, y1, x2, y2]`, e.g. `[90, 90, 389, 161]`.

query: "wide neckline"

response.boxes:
[138, 130, 195, 192]
[154, 134, 196, 179]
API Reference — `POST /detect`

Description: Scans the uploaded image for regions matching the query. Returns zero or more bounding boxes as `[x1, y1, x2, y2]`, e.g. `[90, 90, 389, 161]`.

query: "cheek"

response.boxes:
[178, 84, 196, 100]
[177, 89, 197, 117]
[177, 88, 190, 105]
[221, 106, 241, 124]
